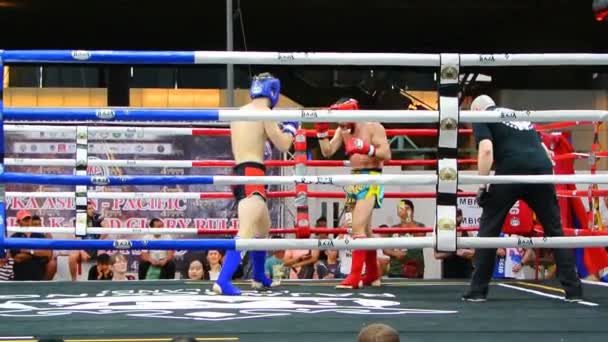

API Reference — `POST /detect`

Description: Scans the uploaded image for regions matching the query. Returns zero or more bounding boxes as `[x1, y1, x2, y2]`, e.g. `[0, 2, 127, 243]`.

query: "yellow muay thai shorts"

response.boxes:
[344, 168, 384, 209]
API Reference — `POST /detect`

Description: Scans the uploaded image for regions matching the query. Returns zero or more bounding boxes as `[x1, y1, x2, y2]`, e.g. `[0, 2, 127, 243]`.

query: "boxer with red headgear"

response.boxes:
[315, 98, 391, 289]
[212, 72, 298, 295]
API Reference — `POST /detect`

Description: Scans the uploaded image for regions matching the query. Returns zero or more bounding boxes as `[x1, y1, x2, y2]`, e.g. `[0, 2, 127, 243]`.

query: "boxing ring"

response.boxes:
[2, 50, 608, 341]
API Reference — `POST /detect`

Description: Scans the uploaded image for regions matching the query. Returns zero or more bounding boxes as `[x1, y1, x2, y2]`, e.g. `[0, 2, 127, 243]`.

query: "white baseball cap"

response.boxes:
[470, 95, 496, 111]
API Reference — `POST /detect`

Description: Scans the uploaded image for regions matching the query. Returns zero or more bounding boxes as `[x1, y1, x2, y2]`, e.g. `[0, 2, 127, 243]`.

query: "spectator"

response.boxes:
[111, 253, 135, 281]
[10, 210, 52, 281]
[312, 216, 329, 266]
[316, 249, 342, 279]
[0, 255, 14, 281]
[316, 216, 328, 229]
[87, 253, 113, 280]
[186, 257, 205, 281]
[493, 238, 535, 280]
[31, 215, 42, 227]
[383, 200, 425, 278]
[525, 249, 556, 279]
[265, 249, 289, 281]
[283, 249, 317, 279]
[283, 219, 323, 280]
[434, 209, 474, 279]
[205, 250, 223, 281]
[376, 224, 391, 275]
[69, 201, 108, 281]
[357, 323, 400, 342]
[264, 236, 290, 281]
[511, 248, 536, 279]
[139, 218, 176, 280]
[600, 196, 608, 228]
[30, 215, 58, 281]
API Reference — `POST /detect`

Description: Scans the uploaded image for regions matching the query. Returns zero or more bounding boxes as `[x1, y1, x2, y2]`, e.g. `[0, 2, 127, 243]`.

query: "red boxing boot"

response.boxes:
[362, 250, 381, 287]
[336, 235, 367, 289]
[336, 249, 365, 289]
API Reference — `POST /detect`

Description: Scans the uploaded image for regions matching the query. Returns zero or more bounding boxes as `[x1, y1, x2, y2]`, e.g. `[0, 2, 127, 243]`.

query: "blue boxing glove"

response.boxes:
[264, 140, 274, 160]
[280, 121, 299, 137]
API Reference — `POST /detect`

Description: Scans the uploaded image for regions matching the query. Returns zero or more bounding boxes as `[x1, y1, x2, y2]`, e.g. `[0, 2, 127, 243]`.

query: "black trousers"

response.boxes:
[469, 173, 581, 295]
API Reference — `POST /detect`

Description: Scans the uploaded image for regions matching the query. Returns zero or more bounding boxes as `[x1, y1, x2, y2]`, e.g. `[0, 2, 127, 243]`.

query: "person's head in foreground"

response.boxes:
[357, 323, 400, 342]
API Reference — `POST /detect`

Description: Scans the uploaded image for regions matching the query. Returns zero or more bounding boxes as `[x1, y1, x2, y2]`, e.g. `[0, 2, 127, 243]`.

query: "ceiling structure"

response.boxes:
[0, 0, 603, 52]
[1, 0, 606, 106]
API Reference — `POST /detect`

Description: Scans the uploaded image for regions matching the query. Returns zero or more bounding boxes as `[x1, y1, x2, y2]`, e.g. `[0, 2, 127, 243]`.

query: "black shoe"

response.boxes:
[564, 287, 583, 302]
[564, 295, 583, 303]
[461, 292, 487, 302]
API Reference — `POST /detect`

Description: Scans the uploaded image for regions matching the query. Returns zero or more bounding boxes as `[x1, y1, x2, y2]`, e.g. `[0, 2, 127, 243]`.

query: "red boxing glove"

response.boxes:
[345, 138, 375, 156]
[330, 98, 359, 111]
[329, 98, 358, 135]
[315, 122, 330, 139]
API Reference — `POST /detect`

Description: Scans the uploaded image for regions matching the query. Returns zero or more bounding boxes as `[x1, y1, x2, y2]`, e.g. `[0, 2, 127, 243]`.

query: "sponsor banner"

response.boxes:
[12, 142, 174, 155]
[16, 129, 163, 141]
[457, 196, 481, 230]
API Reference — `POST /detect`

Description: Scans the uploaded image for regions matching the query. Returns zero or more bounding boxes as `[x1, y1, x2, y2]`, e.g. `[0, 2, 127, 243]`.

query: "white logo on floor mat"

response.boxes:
[0, 288, 457, 321]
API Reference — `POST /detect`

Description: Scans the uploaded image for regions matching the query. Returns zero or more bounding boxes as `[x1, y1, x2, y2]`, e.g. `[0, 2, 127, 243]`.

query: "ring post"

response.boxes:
[0, 50, 6, 258]
[74, 126, 89, 237]
[294, 128, 311, 238]
[435, 54, 460, 253]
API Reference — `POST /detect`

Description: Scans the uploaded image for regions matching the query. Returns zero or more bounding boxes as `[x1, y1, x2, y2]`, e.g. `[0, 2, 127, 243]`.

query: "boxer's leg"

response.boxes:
[249, 196, 273, 288]
[362, 191, 380, 286]
[337, 194, 376, 289]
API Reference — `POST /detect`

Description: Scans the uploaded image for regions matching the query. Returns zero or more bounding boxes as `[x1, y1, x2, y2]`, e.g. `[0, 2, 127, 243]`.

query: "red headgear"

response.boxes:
[330, 98, 359, 133]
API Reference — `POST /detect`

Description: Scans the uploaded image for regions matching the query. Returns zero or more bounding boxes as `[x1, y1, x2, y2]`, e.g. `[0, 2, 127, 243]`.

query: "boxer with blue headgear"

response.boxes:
[212, 72, 298, 296]
[249, 72, 281, 109]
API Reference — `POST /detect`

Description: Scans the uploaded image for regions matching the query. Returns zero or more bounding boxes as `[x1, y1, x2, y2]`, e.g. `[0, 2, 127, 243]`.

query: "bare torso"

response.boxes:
[342, 122, 384, 170]
[230, 103, 268, 164]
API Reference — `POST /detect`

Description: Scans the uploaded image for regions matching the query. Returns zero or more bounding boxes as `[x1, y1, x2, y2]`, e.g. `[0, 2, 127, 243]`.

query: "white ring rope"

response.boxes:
[7, 227, 199, 235]
[4, 125, 197, 137]
[192, 51, 441, 66]
[5, 109, 608, 125]
[457, 236, 608, 249]
[215, 109, 437, 123]
[232, 236, 608, 250]
[4, 158, 196, 168]
[460, 110, 608, 123]
[459, 53, 608, 66]
[7, 191, 76, 199]
[3, 159, 346, 168]
[7, 51, 608, 67]
[3, 174, 608, 188]
[7, 227, 608, 249]
[6, 159, 76, 167]
[459, 174, 608, 185]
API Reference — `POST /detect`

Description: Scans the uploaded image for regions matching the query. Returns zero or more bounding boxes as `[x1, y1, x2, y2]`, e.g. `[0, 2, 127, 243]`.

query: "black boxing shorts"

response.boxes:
[232, 161, 267, 203]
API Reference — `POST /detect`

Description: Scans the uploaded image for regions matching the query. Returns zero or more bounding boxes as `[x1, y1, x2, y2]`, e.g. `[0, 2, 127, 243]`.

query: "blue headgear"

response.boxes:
[249, 74, 281, 109]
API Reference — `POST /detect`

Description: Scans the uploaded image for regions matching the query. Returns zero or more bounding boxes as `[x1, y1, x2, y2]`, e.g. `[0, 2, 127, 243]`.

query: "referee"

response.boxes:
[462, 95, 582, 302]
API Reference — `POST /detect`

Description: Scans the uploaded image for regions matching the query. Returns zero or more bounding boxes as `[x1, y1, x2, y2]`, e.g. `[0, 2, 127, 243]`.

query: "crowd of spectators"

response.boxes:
[0, 197, 561, 282]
